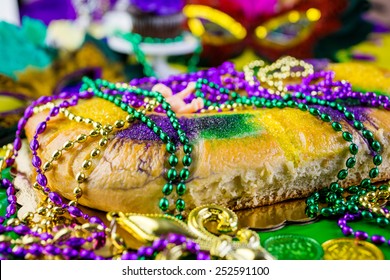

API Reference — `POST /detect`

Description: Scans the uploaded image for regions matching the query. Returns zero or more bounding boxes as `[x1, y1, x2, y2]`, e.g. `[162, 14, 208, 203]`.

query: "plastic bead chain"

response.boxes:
[244, 56, 314, 95]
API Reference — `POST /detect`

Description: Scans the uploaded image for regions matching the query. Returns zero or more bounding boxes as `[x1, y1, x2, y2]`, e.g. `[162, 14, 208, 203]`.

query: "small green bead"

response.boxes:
[366, 184, 377, 192]
[321, 113, 332, 122]
[286, 100, 295, 107]
[334, 206, 347, 215]
[334, 199, 345, 206]
[276, 101, 285, 108]
[167, 110, 176, 118]
[360, 178, 371, 188]
[373, 155, 383, 166]
[362, 129, 374, 140]
[326, 193, 338, 204]
[369, 167, 379, 178]
[283, 94, 292, 100]
[298, 103, 308, 111]
[311, 192, 320, 201]
[168, 154, 178, 166]
[311, 97, 318, 104]
[347, 186, 359, 193]
[336, 104, 345, 112]
[347, 195, 359, 203]
[337, 169, 348, 180]
[356, 190, 367, 196]
[295, 92, 303, 99]
[140, 115, 147, 123]
[309, 108, 320, 116]
[160, 132, 169, 143]
[342, 131, 353, 142]
[332, 122, 343, 131]
[182, 155, 192, 166]
[172, 121, 180, 130]
[329, 182, 340, 191]
[319, 100, 327, 106]
[167, 168, 177, 180]
[153, 126, 161, 135]
[254, 100, 262, 108]
[176, 182, 186, 196]
[176, 198, 185, 211]
[114, 98, 121, 106]
[305, 205, 319, 217]
[361, 210, 373, 219]
[353, 121, 363, 130]
[161, 102, 171, 110]
[306, 197, 317, 205]
[379, 185, 389, 191]
[371, 141, 381, 152]
[347, 203, 359, 213]
[349, 143, 358, 155]
[320, 207, 334, 217]
[166, 143, 176, 154]
[162, 183, 173, 195]
[377, 217, 389, 227]
[344, 111, 355, 121]
[179, 168, 190, 180]
[179, 135, 189, 144]
[120, 103, 128, 111]
[346, 157, 356, 168]
[175, 214, 184, 221]
[159, 198, 169, 211]
[183, 144, 193, 154]
[133, 111, 140, 119]
[329, 102, 337, 108]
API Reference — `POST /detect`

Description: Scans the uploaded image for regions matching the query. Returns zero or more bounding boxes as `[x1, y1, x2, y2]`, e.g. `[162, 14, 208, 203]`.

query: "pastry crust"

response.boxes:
[24, 98, 390, 214]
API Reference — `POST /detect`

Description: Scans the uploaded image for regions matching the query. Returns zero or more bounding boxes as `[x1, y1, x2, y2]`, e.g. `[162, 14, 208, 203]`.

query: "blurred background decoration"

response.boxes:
[0, 0, 390, 144]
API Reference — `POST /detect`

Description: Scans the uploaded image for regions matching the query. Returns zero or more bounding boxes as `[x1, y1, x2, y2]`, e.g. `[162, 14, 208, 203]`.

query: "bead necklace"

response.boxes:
[338, 211, 390, 246]
[119, 32, 202, 77]
[244, 56, 314, 96]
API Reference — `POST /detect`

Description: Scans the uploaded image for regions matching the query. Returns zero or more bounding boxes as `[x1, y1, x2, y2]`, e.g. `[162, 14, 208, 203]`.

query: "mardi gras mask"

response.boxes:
[185, 0, 371, 65]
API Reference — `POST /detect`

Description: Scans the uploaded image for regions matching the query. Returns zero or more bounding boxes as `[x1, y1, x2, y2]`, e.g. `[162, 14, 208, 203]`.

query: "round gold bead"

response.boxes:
[114, 120, 125, 128]
[6, 218, 20, 226]
[99, 138, 108, 147]
[76, 172, 86, 183]
[90, 129, 100, 137]
[52, 149, 62, 160]
[43, 162, 52, 172]
[93, 122, 102, 129]
[0, 159, 5, 170]
[22, 212, 34, 221]
[372, 207, 381, 214]
[365, 192, 376, 202]
[73, 187, 83, 198]
[63, 141, 74, 150]
[84, 118, 93, 124]
[74, 116, 83, 122]
[90, 148, 101, 158]
[33, 182, 41, 190]
[82, 160, 92, 170]
[378, 190, 390, 199]
[104, 125, 113, 132]
[76, 134, 88, 143]
[68, 200, 78, 207]
[126, 115, 135, 123]
[100, 129, 109, 136]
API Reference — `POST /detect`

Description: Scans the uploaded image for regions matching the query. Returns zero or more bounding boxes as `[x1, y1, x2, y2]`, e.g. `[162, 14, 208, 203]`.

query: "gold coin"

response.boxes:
[322, 238, 384, 260]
